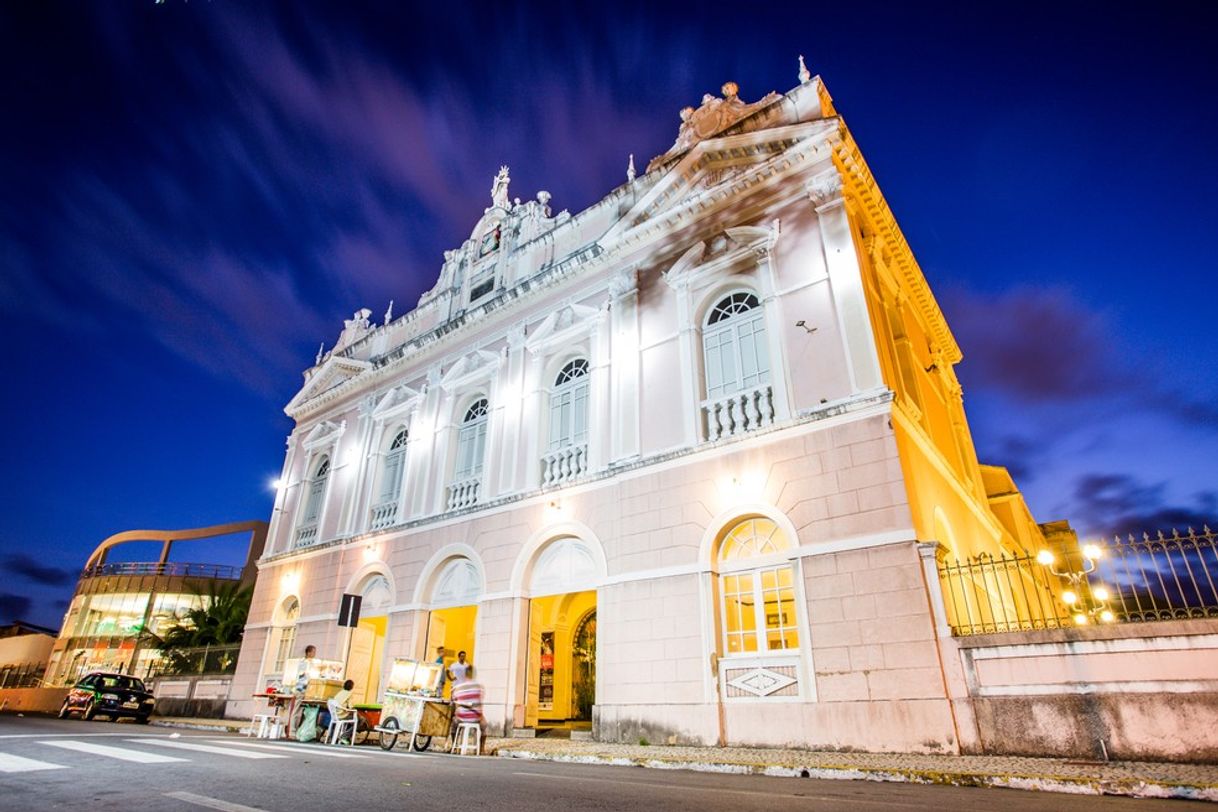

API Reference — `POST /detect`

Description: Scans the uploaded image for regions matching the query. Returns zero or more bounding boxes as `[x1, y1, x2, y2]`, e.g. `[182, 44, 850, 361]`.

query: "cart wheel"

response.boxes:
[412, 735, 431, 752]
[378, 717, 399, 751]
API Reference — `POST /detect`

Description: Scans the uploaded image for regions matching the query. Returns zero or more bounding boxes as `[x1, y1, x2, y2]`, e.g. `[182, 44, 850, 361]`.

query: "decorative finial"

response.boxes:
[798, 55, 811, 84]
[315, 343, 325, 365]
[383, 300, 394, 325]
[721, 81, 739, 99]
[626, 154, 636, 183]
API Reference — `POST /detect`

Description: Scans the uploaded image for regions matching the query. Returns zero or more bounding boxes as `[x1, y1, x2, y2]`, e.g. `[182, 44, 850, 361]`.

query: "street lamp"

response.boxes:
[1036, 544, 1115, 625]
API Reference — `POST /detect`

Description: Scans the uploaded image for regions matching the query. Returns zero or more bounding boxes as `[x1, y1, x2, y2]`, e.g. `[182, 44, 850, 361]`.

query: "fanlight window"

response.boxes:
[549, 359, 589, 451]
[377, 429, 408, 504]
[717, 518, 799, 655]
[702, 292, 770, 399]
[454, 399, 489, 481]
[301, 457, 330, 525]
[432, 559, 482, 607]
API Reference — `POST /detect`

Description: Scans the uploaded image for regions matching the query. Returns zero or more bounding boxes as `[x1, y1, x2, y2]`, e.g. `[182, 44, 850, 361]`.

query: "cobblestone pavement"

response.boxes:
[486, 737, 1218, 801]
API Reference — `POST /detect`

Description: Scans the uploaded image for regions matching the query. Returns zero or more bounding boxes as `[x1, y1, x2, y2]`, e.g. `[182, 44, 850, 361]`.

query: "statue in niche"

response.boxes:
[491, 166, 511, 209]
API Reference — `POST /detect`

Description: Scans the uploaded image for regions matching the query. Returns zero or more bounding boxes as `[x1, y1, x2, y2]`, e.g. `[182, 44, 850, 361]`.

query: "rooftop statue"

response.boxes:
[491, 165, 511, 210]
[647, 81, 781, 172]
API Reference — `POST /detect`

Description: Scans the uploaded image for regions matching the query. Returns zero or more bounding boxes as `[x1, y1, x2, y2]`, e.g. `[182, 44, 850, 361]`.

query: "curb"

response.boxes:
[493, 749, 1218, 803]
[149, 719, 247, 735]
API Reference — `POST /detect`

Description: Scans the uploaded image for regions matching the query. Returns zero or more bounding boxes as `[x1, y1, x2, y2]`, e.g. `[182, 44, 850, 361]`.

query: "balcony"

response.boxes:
[447, 477, 480, 511]
[294, 523, 319, 547]
[542, 443, 588, 486]
[369, 500, 398, 531]
[702, 383, 775, 441]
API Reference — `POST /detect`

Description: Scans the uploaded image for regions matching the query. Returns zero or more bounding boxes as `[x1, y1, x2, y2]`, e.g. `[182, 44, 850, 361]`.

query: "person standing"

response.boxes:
[289, 644, 318, 737]
[433, 645, 447, 697]
[448, 650, 470, 685]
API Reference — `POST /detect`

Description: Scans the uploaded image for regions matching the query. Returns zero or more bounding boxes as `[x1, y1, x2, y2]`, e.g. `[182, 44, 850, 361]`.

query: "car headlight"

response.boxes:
[101, 693, 120, 701]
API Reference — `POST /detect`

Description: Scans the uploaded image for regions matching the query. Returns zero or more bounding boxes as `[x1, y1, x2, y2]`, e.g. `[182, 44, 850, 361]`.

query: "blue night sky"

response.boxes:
[1, 1, 1215, 629]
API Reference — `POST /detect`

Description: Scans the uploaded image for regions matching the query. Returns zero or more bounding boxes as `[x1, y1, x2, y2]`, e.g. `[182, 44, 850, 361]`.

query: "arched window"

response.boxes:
[296, 456, 330, 546]
[543, 360, 590, 485]
[269, 597, 300, 678]
[701, 292, 773, 440]
[449, 399, 488, 509]
[717, 518, 799, 655]
[371, 429, 408, 530]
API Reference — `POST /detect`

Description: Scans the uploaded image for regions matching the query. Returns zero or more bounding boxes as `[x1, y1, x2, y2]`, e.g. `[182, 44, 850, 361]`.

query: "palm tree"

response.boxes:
[142, 581, 253, 675]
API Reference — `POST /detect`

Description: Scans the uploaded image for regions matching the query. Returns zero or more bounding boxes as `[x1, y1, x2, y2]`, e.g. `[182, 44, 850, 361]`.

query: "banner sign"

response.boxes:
[338, 593, 363, 628]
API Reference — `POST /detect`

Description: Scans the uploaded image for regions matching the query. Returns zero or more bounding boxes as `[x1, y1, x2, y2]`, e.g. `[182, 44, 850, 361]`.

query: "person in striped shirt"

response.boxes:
[450, 665, 484, 754]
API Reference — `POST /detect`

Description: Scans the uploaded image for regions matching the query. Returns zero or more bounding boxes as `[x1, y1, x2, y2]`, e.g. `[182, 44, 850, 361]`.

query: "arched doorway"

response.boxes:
[423, 557, 481, 698]
[347, 573, 392, 704]
[525, 537, 599, 730]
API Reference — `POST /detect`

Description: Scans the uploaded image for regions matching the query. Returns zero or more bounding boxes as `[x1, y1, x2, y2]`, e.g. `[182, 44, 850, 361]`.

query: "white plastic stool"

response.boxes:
[450, 721, 481, 755]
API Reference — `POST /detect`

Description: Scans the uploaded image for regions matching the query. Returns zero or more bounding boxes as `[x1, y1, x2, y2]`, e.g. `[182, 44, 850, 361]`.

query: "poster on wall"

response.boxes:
[538, 631, 554, 711]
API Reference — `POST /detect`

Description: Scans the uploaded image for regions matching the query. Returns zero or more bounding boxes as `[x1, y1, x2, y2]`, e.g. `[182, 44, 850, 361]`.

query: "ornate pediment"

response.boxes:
[648, 82, 782, 173]
[285, 355, 371, 417]
[438, 349, 500, 392]
[605, 118, 835, 245]
[370, 383, 421, 421]
[524, 303, 602, 355]
[662, 222, 780, 292]
[301, 419, 345, 451]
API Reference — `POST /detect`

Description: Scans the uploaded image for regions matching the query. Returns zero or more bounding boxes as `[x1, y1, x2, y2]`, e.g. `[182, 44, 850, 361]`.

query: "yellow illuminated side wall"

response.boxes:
[834, 135, 1049, 563]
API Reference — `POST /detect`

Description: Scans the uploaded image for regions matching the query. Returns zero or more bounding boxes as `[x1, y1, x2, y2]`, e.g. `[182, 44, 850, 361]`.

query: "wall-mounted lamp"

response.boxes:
[795, 320, 817, 334]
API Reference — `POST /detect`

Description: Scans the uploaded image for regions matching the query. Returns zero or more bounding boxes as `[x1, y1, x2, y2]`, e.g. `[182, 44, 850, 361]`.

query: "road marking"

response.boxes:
[42, 739, 188, 763]
[508, 771, 927, 808]
[164, 791, 270, 812]
[0, 732, 162, 739]
[0, 752, 67, 773]
[130, 739, 287, 759]
[209, 739, 368, 758]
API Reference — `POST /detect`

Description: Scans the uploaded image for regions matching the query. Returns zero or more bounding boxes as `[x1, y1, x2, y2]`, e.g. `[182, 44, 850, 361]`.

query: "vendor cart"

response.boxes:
[374, 657, 452, 751]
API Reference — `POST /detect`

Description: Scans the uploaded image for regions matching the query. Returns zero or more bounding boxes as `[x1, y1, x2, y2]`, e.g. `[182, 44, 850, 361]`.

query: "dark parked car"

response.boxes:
[58, 672, 155, 723]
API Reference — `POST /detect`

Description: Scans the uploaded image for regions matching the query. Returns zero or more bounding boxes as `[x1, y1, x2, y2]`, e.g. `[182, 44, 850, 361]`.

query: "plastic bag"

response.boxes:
[296, 705, 320, 742]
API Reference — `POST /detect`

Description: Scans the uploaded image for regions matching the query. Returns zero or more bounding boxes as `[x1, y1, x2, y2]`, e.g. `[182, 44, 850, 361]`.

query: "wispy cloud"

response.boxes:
[2, 555, 75, 587]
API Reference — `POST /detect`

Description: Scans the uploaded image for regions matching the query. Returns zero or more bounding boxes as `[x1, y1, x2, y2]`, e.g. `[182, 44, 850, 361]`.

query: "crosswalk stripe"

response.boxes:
[41, 739, 187, 763]
[209, 740, 368, 758]
[164, 791, 270, 812]
[0, 752, 67, 773]
[128, 739, 287, 759]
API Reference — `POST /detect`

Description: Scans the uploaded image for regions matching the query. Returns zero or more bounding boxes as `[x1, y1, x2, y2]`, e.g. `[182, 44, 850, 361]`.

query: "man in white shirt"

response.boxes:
[448, 650, 470, 685]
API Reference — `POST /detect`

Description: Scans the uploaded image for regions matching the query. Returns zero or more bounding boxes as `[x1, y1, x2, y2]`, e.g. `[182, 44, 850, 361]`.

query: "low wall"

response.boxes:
[150, 675, 233, 718]
[952, 618, 1218, 763]
[0, 687, 68, 714]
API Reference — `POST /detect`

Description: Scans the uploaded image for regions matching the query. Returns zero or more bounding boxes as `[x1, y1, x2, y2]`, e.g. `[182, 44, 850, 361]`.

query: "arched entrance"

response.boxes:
[525, 537, 599, 730]
[346, 573, 392, 704]
[423, 557, 481, 698]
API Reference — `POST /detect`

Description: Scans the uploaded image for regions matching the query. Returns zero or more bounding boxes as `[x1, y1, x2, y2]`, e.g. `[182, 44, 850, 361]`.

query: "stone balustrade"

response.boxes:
[447, 477, 480, 511]
[369, 500, 398, 531]
[542, 443, 588, 486]
[702, 384, 775, 441]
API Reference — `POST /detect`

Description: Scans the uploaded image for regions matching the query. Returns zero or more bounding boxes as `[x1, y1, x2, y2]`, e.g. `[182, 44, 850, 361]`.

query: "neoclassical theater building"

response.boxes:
[230, 68, 1050, 752]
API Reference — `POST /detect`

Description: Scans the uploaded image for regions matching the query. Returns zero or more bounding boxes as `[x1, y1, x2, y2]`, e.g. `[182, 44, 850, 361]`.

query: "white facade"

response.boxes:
[232, 74, 977, 752]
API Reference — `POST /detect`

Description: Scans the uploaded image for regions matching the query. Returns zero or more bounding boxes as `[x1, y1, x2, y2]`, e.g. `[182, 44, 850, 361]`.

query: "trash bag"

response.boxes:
[296, 705, 320, 743]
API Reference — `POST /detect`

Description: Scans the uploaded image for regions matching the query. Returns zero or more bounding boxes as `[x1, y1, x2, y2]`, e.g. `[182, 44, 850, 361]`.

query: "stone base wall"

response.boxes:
[947, 618, 1218, 763]
[0, 687, 67, 714]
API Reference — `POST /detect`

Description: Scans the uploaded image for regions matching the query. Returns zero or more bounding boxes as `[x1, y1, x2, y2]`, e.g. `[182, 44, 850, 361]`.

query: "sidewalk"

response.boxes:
[146, 717, 1218, 802]
[486, 737, 1218, 802]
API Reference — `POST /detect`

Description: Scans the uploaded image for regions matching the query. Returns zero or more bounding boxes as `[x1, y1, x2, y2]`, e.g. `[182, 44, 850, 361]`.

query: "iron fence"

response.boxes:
[81, 561, 243, 580]
[0, 662, 47, 688]
[938, 526, 1218, 636]
[145, 643, 242, 677]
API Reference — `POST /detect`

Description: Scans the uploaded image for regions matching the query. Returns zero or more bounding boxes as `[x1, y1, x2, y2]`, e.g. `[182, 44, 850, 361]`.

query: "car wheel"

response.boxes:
[83, 699, 98, 721]
[57, 700, 72, 719]
[136, 715, 151, 725]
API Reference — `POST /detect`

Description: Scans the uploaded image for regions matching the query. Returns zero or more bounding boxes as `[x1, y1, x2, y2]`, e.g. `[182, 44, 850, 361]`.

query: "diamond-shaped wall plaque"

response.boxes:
[726, 667, 797, 697]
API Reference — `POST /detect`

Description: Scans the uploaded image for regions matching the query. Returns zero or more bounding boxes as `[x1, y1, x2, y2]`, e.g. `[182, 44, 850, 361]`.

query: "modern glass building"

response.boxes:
[46, 522, 267, 685]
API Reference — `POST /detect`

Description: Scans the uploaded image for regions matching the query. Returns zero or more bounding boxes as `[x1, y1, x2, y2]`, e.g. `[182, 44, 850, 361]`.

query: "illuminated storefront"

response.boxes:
[46, 522, 267, 685]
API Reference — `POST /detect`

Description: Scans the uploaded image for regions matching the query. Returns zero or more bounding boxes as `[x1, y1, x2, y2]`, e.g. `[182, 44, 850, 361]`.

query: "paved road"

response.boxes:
[0, 716, 1207, 811]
